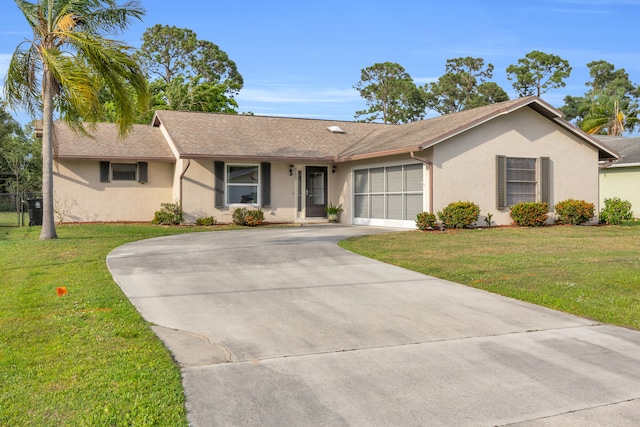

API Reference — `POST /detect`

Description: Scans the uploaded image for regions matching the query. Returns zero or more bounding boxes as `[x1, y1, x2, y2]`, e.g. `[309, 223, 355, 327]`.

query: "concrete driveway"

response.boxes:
[107, 225, 640, 426]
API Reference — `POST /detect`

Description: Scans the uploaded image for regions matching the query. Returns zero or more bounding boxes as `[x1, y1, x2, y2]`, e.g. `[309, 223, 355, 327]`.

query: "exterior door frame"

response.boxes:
[305, 166, 328, 217]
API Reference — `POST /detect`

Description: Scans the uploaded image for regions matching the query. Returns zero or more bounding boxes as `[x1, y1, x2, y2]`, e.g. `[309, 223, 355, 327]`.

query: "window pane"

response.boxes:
[405, 194, 423, 220]
[228, 185, 257, 204]
[112, 163, 136, 181]
[371, 194, 384, 218]
[507, 169, 535, 181]
[370, 168, 384, 193]
[386, 194, 402, 219]
[228, 166, 258, 184]
[506, 157, 536, 206]
[355, 169, 369, 194]
[507, 158, 536, 169]
[386, 166, 402, 192]
[404, 164, 422, 192]
[354, 195, 368, 218]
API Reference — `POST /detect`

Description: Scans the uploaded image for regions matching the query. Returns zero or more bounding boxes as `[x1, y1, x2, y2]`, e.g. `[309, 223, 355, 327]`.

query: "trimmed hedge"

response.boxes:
[510, 201, 548, 227]
[554, 199, 595, 225]
[232, 207, 264, 226]
[196, 216, 217, 226]
[152, 202, 184, 225]
[437, 201, 480, 229]
[416, 212, 438, 230]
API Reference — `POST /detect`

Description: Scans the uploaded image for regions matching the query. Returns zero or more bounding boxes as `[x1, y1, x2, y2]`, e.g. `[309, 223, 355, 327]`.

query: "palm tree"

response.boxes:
[580, 97, 639, 136]
[3, 0, 149, 239]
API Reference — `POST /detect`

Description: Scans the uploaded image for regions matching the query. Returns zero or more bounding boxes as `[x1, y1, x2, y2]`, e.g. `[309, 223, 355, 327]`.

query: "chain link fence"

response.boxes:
[0, 193, 42, 227]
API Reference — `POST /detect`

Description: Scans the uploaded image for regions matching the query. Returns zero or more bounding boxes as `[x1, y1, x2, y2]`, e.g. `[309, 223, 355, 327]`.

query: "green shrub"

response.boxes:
[509, 201, 548, 227]
[437, 201, 480, 229]
[232, 207, 264, 226]
[196, 216, 217, 226]
[554, 199, 595, 225]
[599, 197, 633, 225]
[152, 202, 183, 225]
[415, 212, 438, 230]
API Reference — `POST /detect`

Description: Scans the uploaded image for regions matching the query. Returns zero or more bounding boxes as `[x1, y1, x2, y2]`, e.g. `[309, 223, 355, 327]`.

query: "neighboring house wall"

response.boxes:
[600, 166, 640, 219]
[432, 108, 600, 225]
[53, 160, 174, 222]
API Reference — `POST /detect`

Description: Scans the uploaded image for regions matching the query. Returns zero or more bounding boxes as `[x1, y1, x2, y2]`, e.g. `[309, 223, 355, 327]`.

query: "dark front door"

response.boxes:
[306, 166, 327, 217]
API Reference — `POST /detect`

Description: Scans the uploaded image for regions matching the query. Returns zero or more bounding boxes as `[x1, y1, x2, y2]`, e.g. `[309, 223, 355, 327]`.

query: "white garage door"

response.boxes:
[353, 163, 423, 228]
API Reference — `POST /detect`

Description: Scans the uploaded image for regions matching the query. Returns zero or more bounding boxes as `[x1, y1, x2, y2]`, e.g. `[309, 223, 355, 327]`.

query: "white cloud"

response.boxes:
[237, 85, 360, 104]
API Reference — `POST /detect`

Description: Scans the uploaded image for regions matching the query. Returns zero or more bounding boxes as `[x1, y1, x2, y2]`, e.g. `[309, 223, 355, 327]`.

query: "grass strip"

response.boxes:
[339, 223, 640, 330]
[0, 224, 235, 426]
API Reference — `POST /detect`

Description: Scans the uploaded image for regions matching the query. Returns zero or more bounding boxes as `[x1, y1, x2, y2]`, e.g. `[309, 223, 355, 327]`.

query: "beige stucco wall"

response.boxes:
[181, 159, 298, 223]
[53, 159, 174, 222]
[431, 108, 600, 226]
[599, 166, 640, 219]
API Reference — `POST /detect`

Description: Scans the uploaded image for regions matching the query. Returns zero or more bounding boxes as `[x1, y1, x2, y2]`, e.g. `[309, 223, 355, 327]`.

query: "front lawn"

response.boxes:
[340, 222, 640, 329]
[0, 224, 232, 426]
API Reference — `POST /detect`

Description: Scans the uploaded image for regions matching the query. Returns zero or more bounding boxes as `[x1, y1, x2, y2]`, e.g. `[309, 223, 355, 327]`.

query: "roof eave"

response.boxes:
[180, 153, 337, 162]
[54, 155, 176, 162]
[608, 162, 640, 168]
[551, 119, 620, 161]
[420, 96, 557, 150]
[336, 146, 421, 163]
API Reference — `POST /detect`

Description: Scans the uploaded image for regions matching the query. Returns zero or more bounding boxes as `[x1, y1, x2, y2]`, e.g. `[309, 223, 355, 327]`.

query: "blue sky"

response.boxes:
[2, 0, 640, 125]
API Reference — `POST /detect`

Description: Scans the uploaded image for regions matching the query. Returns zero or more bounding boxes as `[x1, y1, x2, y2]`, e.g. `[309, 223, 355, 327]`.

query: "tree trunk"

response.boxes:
[40, 67, 58, 240]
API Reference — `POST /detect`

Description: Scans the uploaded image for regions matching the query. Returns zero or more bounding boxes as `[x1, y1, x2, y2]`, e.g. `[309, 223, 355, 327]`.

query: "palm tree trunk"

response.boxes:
[40, 67, 58, 240]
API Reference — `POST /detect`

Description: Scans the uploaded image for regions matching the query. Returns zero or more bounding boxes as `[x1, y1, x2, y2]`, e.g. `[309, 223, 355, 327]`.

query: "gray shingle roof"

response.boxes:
[594, 136, 640, 166]
[153, 110, 388, 160]
[51, 97, 619, 163]
[53, 123, 175, 161]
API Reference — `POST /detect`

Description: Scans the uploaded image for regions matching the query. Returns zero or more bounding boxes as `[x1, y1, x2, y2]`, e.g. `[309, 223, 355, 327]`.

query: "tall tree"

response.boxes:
[135, 24, 243, 115]
[423, 57, 509, 115]
[560, 60, 640, 135]
[4, 0, 148, 240]
[0, 127, 42, 194]
[354, 62, 425, 124]
[506, 51, 572, 97]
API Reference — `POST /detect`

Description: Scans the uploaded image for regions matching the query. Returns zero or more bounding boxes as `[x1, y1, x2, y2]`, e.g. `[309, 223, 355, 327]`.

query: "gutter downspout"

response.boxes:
[179, 159, 191, 206]
[410, 152, 433, 214]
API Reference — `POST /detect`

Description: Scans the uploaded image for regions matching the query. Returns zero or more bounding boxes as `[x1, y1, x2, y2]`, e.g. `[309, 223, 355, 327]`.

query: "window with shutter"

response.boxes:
[138, 162, 148, 183]
[261, 162, 271, 208]
[100, 161, 110, 183]
[214, 161, 225, 208]
[540, 157, 551, 211]
[497, 156, 550, 209]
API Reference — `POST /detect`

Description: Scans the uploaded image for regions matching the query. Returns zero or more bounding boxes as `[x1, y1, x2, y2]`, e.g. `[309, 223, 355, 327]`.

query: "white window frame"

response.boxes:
[226, 164, 260, 206]
[506, 157, 537, 207]
[353, 161, 424, 228]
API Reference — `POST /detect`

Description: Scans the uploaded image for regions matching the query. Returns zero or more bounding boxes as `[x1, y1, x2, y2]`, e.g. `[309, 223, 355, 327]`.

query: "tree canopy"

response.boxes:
[422, 57, 509, 115]
[506, 50, 572, 97]
[134, 24, 244, 119]
[353, 62, 425, 124]
[4, 0, 148, 239]
[560, 60, 640, 136]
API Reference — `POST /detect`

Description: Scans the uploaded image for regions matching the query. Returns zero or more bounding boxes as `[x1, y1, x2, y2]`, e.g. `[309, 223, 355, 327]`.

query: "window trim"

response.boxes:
[496, 156, 551, 211]
[353, 162, 424, 227]
[225, 163, 260, 206]
[100, 161, 147, 183]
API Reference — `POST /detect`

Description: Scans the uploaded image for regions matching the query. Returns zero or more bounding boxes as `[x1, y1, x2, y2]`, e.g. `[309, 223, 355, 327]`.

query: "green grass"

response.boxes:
[0, 224, 237, 426]
[340, 222, 640, 330]
[3, 221, 639, 425]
